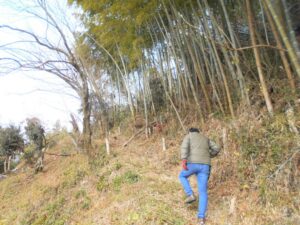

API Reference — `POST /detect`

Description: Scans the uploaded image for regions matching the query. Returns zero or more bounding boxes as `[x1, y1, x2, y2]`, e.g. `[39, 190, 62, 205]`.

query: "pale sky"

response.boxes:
[0, 71, 80, 130]
[0, 0, 81, 131]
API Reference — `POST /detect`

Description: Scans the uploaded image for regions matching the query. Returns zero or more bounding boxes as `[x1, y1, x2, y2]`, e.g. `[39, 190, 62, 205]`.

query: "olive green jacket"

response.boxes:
[180, 132, 220, 165]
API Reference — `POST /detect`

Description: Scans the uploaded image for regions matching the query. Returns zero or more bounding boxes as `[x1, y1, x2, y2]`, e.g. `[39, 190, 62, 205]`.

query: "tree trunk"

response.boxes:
[7, 156, 11, 172]
[142, 66, 149, 138]
[4, 158, 7, 173]
[81, 75, 92, 154]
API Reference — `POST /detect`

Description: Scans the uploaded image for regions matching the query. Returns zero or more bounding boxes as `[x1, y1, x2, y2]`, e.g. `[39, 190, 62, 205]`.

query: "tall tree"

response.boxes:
[0, 125, 24, 173]
[0, 0, 92, 153]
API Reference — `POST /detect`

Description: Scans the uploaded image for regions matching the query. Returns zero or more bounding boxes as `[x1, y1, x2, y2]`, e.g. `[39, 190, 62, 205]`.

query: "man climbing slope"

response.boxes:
[179, 128, 220, 225]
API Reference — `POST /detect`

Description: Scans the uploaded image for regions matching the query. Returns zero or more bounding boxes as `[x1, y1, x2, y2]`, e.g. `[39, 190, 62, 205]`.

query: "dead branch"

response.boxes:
[44, 152, 75, 157]
[268, 148, 300, 179]
[122, 128, 145, 148]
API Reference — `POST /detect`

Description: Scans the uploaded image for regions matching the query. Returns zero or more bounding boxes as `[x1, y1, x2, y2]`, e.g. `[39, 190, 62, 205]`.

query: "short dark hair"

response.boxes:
[189, 127, 200, 133]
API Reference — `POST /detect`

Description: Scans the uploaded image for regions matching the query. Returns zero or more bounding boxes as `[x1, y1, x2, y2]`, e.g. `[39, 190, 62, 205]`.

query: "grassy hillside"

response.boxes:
[0, 114, 299, 225]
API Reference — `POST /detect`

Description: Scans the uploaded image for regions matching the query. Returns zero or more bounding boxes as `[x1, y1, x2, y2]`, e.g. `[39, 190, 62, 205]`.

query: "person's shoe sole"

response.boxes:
[185, 195, 196, 204]
[185, 199, 196, 204]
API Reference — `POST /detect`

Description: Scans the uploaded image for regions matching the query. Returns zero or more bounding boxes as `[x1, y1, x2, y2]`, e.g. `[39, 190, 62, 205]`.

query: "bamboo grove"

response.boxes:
[1, 0, 300, 143]
[67, 0, 300, 135]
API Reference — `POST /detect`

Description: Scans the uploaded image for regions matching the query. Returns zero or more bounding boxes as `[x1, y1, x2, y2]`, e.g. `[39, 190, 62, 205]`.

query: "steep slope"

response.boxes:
[0, 124, 299, 225]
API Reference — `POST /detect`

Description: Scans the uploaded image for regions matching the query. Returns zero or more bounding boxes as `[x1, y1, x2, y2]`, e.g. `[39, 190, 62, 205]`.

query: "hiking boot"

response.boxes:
[184, 193, 196, 204]
[198, 218, 205, 225]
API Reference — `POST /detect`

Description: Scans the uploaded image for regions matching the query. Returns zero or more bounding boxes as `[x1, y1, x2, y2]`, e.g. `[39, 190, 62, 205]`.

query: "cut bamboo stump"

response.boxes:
[222, 128, 227, 157]
[162, 138, 166, 151]
[105, 138, 110, 155]
[229, 196, 236, 216]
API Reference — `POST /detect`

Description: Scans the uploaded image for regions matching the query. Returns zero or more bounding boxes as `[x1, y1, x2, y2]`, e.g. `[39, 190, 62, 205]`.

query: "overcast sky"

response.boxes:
[0, 71, 80, 130]
[0, 0, 81, 131]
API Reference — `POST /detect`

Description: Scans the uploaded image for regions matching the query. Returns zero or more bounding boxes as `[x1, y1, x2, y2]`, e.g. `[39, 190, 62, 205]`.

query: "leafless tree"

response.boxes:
[0, 0, 92, 154]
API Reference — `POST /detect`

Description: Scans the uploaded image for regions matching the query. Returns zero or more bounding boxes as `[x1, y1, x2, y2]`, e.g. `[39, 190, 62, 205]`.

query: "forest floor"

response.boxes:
[0, 129, 299, 225]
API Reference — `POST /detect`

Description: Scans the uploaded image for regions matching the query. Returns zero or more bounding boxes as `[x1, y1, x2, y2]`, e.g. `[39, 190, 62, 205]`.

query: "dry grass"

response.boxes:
[0, 119, 299, 225]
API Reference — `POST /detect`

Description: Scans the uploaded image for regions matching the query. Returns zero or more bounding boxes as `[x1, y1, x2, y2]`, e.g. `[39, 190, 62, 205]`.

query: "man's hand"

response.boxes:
[182, 159, 188, 170]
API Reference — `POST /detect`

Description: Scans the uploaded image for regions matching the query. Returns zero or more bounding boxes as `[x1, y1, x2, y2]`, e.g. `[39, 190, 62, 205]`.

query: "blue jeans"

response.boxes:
[179, 163, 210, 219]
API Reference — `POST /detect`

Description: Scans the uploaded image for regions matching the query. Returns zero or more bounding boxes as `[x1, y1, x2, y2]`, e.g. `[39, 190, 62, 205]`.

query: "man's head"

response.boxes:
[189, 127, 200, 133]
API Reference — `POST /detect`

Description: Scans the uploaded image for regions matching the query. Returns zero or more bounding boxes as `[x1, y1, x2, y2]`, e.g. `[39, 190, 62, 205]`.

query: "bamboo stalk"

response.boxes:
[197, 0, 235, 118]
[263, 2, 296, 94]
[264, 0, 300, 79]
[4, 158, 7, 173]
[281, 0, 299, 53]
[247, 0, 274, 116]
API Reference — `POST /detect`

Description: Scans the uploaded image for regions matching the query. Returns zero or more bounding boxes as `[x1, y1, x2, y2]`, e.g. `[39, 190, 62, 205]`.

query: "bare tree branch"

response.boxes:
[0, 0, 92, 152]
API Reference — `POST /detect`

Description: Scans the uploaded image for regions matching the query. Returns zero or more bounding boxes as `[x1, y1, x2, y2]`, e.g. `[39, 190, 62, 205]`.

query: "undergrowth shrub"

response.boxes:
[89, 143, 109, 170]
[23, 144, 36, 164]
[62, 164, 87, 188]
[22, 196, 68, 225]
[123, 171, 140, 184]
[75, 189, 91, 209]
[231, 113, 298, 200]
[112, 171, 140, 191]
[114, 162, 122, 170]
[96, 175, 109, 192]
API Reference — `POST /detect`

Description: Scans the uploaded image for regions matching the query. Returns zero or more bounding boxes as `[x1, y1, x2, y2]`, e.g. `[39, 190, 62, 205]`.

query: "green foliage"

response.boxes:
[69, 0, 193, 69]
[96, 163, 123, 192]
[46, 197, 66, 215]
[231, 113, 298, 197]
[25, 118, 45, 150]
[112, 170, 140, 191]
[235, 114, 291, 164]
[75, 189, 91, 209]
[149, 77, 166, 112]
[0, 125, 24, 157]
[46, 129, 69, 149]
[62, 165, 88, 188]
[23, 144, 36, 164]
[0, 159, 4, 173]
[81, 196, 91, 209]
[22, 197, 68, 225]
[112, 175, 123, 191]
[114, 162, 122, 170]
[96, 175, 109, 192]
[123, 170, 140, 184]
[89, 143, 109, 170]
[75, 189, 87, 199]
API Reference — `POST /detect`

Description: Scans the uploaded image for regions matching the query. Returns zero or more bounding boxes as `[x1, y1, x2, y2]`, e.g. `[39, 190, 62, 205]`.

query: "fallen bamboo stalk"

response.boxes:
[123, 128, 144, 148]
[44, 152, 75, 157]
[268, 148, 300, 179]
